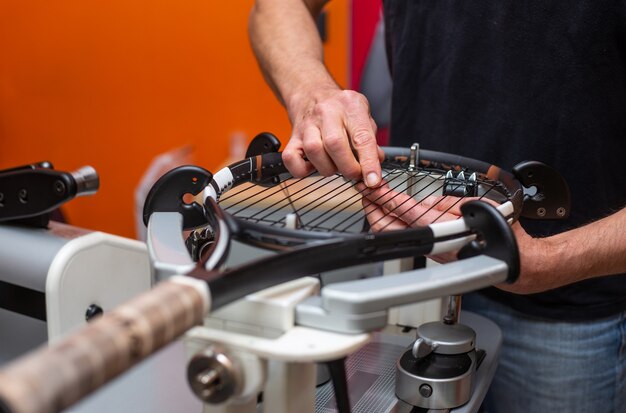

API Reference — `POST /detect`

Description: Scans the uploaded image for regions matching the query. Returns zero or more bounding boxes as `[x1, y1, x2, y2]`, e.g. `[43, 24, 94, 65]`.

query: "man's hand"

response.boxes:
[283, 87, 384, 187]
[358, 183, 566, 294]
[357, 182, 462, 230]
[249, 0, 383, 187]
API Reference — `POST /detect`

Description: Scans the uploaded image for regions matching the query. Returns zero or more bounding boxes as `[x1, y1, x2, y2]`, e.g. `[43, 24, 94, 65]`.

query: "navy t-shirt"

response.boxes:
[383, 0, 626, 320]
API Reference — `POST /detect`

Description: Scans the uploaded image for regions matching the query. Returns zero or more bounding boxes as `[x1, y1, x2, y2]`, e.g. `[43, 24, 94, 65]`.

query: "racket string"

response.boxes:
[295, 166, 422, 231]
[224, 173, 335, 222]
[220, 166, 502, 234]
[279, 183, 304, 229]
[336, 167, 464, 232]
[222, 168, 400, 231]
[250, 174, 347, 225]
[373, 176, 469, 231]
[221, 172, 314, 213]
[281, 177, 359, 228]
[225, 169, 445, 231]
[400, 179, 500, 228]
[302, 168, 403, 231]
[328, 169, 436, 232]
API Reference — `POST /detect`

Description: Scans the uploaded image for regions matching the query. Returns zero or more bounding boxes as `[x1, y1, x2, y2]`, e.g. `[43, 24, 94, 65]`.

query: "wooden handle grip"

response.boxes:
[0, 277, 209, 413]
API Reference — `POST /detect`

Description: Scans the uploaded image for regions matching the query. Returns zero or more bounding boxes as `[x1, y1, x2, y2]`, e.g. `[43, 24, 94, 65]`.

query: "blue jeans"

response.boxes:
[463, 293, 626, 413]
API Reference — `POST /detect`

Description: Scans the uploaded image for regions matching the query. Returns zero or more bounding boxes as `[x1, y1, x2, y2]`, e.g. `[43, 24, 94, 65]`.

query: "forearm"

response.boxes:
[507, 207, 626, 293]
[249, 0, 382, 184]
[248, 0, 338, 119]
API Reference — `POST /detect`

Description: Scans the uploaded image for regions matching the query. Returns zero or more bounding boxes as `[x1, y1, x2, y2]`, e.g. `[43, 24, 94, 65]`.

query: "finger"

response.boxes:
[427, 251, 459, 264]
[420, 195, 466, 216]
[345, 113, 381, 188]
[363, 187, 459, 226]
[283, 136, 315, 178]
[357, 182, 401, 230]
[421, 195, 497, 216]
[319, 113, 361, 180]
[301, 125, 338, 176]
[370, 117, 378, 137]
[361, 197, 407, 232]
[362, 186, 428, 230]
[370, 118, 385, 162]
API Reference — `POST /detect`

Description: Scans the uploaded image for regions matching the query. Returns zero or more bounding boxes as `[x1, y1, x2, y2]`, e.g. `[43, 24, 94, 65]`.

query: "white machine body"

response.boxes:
[0, 221, 152, 362]
[185, 276, 370, 413]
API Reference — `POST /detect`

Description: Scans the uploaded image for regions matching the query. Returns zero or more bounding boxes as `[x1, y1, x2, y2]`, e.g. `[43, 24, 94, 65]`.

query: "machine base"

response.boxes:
[60, 312, 500, 413]
[315, 312, 499, 413]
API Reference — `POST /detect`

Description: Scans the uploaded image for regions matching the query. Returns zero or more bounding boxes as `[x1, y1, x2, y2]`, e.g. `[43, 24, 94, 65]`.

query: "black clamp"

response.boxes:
[443, 171, 478, 198]
[513, 161, 571, 220]
[245, 132, 282, 158]
[458, 201, 520, 283]
[0, 162, 99, 228]
[142, 166, 213, 230]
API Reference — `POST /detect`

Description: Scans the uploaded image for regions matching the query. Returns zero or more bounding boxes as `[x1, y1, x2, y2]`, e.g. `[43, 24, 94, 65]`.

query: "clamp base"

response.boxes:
[395, 321, 478, 410]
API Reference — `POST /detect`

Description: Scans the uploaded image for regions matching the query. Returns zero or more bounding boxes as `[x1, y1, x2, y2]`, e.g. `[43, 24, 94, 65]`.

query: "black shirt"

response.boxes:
[383, 0, 626, 321]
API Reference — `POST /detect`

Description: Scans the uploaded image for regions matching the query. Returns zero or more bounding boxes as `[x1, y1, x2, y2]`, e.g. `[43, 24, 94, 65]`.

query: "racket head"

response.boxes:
[204, 147, 524, 251]
[143, 145, 529, 309]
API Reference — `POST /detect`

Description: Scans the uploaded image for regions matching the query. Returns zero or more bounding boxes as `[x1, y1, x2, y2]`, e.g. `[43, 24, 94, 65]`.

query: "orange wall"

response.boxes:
[0, 1, 348, 238]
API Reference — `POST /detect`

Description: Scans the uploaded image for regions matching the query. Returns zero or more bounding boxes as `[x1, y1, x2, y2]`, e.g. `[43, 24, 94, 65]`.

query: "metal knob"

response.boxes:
[187, 346, 241, 404]
[412, 337, 436, 359]
[71, 166, 100, 197]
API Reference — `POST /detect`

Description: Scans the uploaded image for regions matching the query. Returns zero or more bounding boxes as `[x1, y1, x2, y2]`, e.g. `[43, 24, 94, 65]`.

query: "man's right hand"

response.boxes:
[283, 86, 384, 187]
[249, 0, 382, 186]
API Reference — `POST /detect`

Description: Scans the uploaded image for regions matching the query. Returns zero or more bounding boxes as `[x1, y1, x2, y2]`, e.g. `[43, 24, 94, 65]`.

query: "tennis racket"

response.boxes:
[141, 133, 569, 307]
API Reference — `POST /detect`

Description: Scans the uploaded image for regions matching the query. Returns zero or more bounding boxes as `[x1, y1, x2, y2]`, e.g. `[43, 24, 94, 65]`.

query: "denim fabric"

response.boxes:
[463, 292, 626, 413]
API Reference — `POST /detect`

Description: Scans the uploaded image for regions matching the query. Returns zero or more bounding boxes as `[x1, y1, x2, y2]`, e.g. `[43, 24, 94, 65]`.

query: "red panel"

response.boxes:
[350, 0, 382, 90]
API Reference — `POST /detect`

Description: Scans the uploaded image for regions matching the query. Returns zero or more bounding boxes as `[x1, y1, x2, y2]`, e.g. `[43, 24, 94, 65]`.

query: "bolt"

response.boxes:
[187, 347, 238, 404]
[197, 369, 220, 386]
[85, 304, 104, 321]
[419, 384, 433, 398]
[194, 368, 222, 400]
[54, 180, 66, 194]
[537, 207, 546, 217]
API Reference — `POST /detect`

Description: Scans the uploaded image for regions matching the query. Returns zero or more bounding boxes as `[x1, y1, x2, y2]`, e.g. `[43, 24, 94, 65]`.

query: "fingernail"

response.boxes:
[366, 172, 380, 187]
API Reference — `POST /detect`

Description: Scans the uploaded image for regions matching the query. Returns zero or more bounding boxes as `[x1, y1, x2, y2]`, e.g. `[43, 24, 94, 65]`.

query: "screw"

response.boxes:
[85, 304, 104, 321]
[187, 347, 238, 404]
[194, 368, 222, 400]
[556, 207, 566, 217]
[419, 384, 433, 398]
[54, 180, 66, 194]
[537, 207, 546, 217]
[18, 189, 28, 203]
